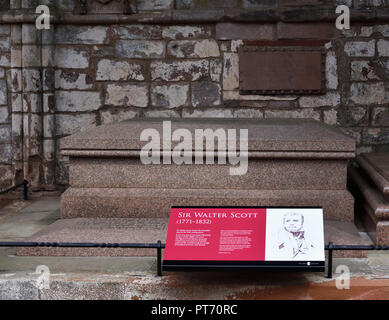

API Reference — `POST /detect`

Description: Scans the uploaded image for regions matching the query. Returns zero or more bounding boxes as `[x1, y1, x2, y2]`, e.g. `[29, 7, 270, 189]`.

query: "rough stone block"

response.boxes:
[55, 26, 108, 44]
[216, 23, 275, 40]
[299, 93, 340, 108]
[162, 25, 212, 39]
[105, 83, 148, 107]
[0, 80, 7, 105]
[56, 114, 97, 137]
[113, 25, 162, 40]
[96, 59, 145, 81]
[378, 39, 389, 57]
[223, 52, 239, 90]
[191, 81, 221, 106]
[351, 61, 380, 81]
[349, 82, 386, 105]
[55, 70, 93, 90]
[151, 84, 189, 108]
[167, 39, 220, 58]
[344, 40, 375, 57]
[100, 109, 138, 125]
[151, 60, 209, 81]
[55, 91, 101, 112]
[326, 50, 338, 89]
[115, 40, 165, 59]
[137, 0, 173, 10]
[55, 48, 89, 69]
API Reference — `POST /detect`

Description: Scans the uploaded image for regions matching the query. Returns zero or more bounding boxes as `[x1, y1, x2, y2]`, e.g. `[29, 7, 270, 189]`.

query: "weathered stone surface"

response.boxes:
[0, 144, 11, 163]
[277, 22, 333, 39]
[0, 125, 11, 142]
[151, 60, 209, 81]
[0, 68, 4, 79]
[243, 0, 276, 9]
[23, 93, 42, 113]
[210, 59, 222, 82]
[326, 50, 338, 89]
[0, 37, 10, 52]
[55, 48, 89, 69]
[183, 108, 234, 118]
[144, 109, 180, 118]
[0, 54, 10, 67]
[105, 84, 148, 107]
[323, 109, 338, 125]
[363, 128, 389, 145]
[167, 39, 220, 58]
[113, 25, 162, 40]
[137, 0, 173, 10]
[349, 82, 386, 105]
[151, 84, 189, 108]
[176, 0, 239, 9]
[55, 26, 108, 44]
[56, 114, 97, 137]
[0, 106, 8, 123]
[162, 25, 211, 39]
[6, 69, 21, 93]
[0, 80, 7, 105]
[23, 69, 41, 92]
[115, 40, 165, 59]
[378, 39, 389, 57]
[55, 70, 93, 90]
[299, 93, 340, 108]
[96, 59, 145, 81]
[265, 109, 321, 121]
[216, 23, 275, 40]
[55, 91, 101, 112]
[100, 109, 139, 125]
[338, 106, 368, 126]
[0, 25, 10, 36]
[361, 25, 389, 37]
[223, 52, 239, 90]
[234, 109, 264, 118]
[351, 61, 380, 81]
[372, 107, 389, 126]
[344, 40, 375, 57]
[191, 81, 221, 106]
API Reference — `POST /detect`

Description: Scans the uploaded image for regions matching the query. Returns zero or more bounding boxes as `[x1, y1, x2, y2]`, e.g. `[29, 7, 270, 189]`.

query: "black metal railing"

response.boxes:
[0, 240, 165, 276]
[0, 240, 388, 278]
[0, 180, 28, 200]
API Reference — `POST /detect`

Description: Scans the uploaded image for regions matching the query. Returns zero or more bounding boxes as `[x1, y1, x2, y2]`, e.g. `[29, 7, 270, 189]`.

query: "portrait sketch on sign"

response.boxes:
[265, 208, 325, 261]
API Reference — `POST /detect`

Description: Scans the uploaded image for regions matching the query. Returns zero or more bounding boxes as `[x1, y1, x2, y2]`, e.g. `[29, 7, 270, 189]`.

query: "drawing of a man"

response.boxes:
[277, 212, 315, 259]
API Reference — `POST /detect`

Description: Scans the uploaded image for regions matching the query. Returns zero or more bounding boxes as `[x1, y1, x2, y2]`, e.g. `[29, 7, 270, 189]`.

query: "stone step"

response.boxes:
[349, 166, 389, 245]
[61, 187, 355, 221]
[356, 152, 389, 196]
[17, 218, 370, 258]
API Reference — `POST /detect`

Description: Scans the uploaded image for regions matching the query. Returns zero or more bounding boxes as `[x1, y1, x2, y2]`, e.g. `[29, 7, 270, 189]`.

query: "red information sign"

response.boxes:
[163, 207, 325, 271]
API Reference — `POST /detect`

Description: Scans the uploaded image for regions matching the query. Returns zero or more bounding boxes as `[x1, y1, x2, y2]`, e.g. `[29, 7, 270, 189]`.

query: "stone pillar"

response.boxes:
[10, 24, 23, 185]
[42, 27, 56, 189]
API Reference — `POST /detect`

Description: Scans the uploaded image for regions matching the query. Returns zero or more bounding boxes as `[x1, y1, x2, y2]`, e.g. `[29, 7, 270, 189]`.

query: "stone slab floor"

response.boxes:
[0, 197, 389, 299]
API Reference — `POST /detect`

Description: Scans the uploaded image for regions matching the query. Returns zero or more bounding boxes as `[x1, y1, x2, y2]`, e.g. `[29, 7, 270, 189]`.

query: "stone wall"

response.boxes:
[0, 0, 389, 190]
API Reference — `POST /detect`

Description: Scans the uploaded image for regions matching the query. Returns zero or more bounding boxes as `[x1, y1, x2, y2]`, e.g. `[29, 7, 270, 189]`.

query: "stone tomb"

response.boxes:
[19, 118, 367, 257]
[60, 118, 355, 221]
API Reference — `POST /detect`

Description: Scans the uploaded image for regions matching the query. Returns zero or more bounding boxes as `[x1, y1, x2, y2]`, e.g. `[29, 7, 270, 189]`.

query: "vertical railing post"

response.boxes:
[157, 240, 162, 277]
[23, 180, 28, 200]
[327, 241, 333, 279]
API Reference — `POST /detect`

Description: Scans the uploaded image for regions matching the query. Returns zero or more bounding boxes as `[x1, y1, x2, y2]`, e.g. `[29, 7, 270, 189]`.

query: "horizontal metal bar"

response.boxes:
[0, 241, 165, 248]
[0, 241, 386, 251]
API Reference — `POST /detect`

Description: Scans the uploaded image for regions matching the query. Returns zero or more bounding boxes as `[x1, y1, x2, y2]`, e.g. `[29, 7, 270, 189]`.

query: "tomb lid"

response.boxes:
[60, 118, 355, 156]
[357, 153, 389, 195]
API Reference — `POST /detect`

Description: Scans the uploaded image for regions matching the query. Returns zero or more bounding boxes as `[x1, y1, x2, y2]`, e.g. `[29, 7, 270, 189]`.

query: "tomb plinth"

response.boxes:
[60, 118, 356, 222]
[349, 152, 389, 245]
